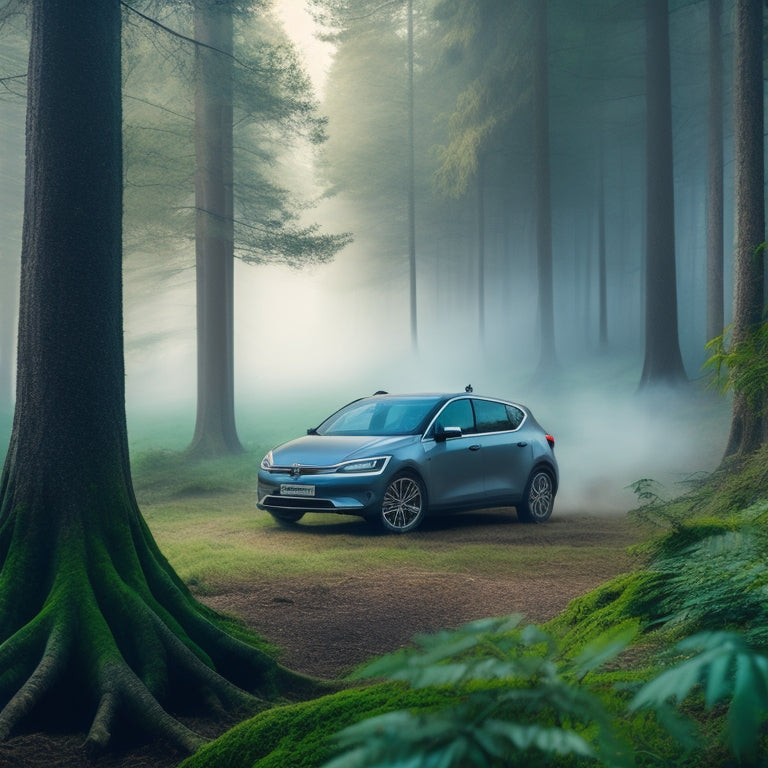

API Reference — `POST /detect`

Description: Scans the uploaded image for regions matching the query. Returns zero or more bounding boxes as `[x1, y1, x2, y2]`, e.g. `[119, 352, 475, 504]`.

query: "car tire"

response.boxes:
[267, 509, 305, 525]
[380, 473, 426, 533]
[517, 469, 555, 523]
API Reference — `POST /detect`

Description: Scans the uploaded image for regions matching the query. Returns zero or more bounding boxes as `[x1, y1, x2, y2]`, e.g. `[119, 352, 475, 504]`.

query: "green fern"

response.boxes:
[323, 617, 636, 768]
[631, 632, 768, 760]
[704, 307, 768, 413]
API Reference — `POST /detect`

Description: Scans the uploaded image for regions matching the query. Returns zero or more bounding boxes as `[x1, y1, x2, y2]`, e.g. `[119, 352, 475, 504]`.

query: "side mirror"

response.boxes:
[434, 425, 462, 442]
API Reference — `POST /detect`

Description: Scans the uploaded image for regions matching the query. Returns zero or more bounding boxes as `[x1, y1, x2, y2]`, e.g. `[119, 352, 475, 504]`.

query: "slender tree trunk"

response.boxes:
[533, 0, 556, 373]
[598, 169, 608, 349]
[639, 0, 687, 388]
[189, 0, 243, 458]
[706, 0, 724, 343]
[723, 0, 764, 458]
[407, 0, 418, 352]
[477, 154, 486, 340]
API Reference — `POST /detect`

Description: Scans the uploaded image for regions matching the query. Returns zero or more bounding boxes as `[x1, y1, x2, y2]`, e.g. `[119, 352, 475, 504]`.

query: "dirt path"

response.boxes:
[0, 511, 642, 768]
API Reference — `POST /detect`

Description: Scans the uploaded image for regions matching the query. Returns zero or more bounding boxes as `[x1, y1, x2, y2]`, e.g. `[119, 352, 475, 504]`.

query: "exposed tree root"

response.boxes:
[0, 497, 327, 755]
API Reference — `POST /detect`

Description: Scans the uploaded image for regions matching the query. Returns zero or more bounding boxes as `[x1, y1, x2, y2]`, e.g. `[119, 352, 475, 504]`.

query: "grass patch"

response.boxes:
[133, 458, 639, 589]
[171, 442, 768, 768]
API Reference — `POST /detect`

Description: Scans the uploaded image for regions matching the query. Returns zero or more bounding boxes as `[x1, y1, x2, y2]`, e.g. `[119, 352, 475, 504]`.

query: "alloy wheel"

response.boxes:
[381, 475, 425, 532]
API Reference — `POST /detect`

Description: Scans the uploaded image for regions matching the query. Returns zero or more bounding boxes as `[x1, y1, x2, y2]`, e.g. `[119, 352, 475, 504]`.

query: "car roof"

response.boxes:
[365, 392, 518, 404]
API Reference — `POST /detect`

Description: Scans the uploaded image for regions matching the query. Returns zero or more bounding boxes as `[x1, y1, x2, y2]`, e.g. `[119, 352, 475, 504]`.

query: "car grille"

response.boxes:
[263, 466, 331, 477]
[261, 495, 336, 511]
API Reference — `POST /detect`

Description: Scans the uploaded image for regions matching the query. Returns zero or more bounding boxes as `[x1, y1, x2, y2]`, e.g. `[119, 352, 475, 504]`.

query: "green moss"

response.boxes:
[546, 572, 661, 657]
[179, 683, 460, 768]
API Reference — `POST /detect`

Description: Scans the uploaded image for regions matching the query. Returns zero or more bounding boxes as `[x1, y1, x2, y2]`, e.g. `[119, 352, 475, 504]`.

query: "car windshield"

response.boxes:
[316, 397, 442, 437]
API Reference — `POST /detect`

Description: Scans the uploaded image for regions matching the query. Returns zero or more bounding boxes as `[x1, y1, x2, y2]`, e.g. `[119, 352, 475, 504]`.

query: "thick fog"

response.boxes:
[0, 0, 740, 513]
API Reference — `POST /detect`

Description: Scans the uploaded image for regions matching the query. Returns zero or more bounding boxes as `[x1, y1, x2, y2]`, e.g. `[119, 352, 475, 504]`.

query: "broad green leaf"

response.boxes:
[483, 719, 595, 757]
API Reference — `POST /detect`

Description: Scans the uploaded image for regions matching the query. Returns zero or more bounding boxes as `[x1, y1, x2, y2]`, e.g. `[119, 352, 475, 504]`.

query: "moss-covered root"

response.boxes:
[0, 621, 69, 742]
[86, 661, 205, 754]
[0, 518, 301, 754]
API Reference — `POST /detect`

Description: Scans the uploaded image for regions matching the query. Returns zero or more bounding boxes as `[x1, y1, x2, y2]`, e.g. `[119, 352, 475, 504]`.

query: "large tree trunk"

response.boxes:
[533, 0, 556, 373]
[638, 0, 687, 388]
[0, 0, 307, 751]
[706, 0, 724, 344]
[723, 0, 764, 458]
[188, 0, 243, 458]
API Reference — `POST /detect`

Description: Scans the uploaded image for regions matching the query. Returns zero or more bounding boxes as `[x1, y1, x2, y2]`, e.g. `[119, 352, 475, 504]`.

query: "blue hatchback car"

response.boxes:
[257, 391, 558, 533]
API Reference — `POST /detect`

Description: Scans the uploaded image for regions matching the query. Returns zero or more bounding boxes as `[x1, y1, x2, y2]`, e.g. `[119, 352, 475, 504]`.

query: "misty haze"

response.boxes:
[0, 0, 766, 765]
[1, 0, 736, 502]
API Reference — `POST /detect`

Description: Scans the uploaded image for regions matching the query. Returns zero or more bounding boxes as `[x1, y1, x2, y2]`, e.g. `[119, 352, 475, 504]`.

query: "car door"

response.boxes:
[422, 398, 486, 508]
[471, 398, 532, 503]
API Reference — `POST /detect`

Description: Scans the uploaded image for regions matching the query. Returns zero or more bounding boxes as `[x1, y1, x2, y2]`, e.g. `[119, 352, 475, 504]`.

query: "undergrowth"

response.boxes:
[176, 443, 768, 768]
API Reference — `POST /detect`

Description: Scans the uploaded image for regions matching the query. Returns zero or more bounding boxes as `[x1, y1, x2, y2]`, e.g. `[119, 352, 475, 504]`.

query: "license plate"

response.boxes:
[280, 484, 316, 497]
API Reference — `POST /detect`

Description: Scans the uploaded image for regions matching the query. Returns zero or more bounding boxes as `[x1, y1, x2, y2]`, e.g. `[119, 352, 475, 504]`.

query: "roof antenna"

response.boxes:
[465, 384, 473, 393]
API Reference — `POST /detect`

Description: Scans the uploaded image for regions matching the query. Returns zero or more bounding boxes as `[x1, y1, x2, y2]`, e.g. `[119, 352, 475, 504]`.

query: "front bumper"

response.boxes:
[257, 472, 384, 516]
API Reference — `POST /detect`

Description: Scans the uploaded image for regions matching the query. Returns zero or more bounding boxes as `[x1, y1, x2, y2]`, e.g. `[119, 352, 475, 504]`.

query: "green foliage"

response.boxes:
[431, 1, 530, 199]
[178, 683, 460, 768]
[646, 517, 768, 646]
[626, 478, 667, 508]
[704, 304, 768, 413]
[631, 632, 768, 761]
[322, 616, 635, 768]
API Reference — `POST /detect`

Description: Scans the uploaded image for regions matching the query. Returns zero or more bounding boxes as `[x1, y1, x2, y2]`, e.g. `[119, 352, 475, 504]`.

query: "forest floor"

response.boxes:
[0, 510, 644, 768]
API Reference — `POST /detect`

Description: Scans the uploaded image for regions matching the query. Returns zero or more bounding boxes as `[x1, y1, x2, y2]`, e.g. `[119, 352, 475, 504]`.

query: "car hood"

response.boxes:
[268, 434, 419, 467]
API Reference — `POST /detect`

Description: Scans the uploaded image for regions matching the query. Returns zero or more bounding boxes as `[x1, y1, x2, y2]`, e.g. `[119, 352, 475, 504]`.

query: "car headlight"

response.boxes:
[260, 450, 274, 470]
[335, 456, 390, 474]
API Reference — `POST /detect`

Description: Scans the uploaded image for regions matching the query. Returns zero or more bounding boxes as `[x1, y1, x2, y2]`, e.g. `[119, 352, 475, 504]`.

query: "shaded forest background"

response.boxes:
[0, 0, 760, 457]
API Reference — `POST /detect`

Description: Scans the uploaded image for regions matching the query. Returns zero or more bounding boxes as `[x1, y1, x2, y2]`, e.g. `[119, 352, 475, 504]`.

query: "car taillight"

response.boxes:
[545, 435, 555, 449]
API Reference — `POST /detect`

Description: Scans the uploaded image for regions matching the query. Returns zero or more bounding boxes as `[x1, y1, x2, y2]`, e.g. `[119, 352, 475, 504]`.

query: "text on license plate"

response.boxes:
[280, 484, 316, 497]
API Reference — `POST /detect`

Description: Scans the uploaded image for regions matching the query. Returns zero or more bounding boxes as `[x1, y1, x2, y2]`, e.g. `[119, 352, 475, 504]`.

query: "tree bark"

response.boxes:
[188, 0, 243, 458]
[0, 248, 14, 412]
[706, 0, 724, 344]
[598, 167, 608, 349]
[477, 154, 486, 340]
[723, 0, 764, 458]
[0, 0, 309, 748]
[533, 0, 556, 373]
[638, 0, 687, 388]
[407, 0, 418, 352]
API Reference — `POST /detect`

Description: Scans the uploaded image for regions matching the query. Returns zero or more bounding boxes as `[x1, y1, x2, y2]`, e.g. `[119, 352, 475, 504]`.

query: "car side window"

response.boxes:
[473, 399, 517, 433]
[506, 404, 524, 429]
[434, 399, 475, 435]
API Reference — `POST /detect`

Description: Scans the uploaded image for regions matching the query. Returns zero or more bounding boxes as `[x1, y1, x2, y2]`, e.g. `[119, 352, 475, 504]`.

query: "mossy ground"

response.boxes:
[174, 446, 768, 768]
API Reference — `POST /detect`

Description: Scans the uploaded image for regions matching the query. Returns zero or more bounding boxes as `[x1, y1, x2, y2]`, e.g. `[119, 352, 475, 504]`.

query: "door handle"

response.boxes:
[517, 441, 528, 447]
[469, 444, 482, 451]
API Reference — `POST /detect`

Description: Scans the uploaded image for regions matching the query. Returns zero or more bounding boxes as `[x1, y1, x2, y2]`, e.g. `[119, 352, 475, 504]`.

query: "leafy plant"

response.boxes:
[322, 616, 636, 768]
[631, 631, 768, 761]
[321, 616, 768, 768]
[627, 478, 667, 508]
[704, 304, 768, 413]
